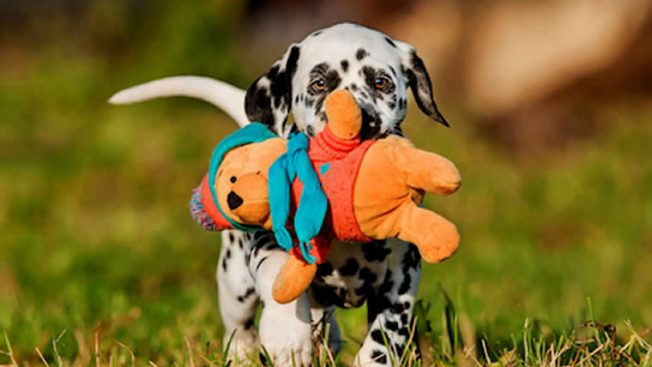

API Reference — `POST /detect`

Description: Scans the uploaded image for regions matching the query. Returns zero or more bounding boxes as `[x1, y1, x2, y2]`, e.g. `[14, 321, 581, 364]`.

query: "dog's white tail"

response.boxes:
[108, 75, 249, 127]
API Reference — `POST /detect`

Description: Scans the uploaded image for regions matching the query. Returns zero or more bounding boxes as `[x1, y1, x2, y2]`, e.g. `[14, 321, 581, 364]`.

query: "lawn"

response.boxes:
[1, 3, 651, 365]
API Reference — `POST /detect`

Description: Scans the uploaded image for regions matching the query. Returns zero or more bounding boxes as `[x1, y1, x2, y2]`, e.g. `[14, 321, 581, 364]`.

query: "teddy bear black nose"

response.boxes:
[227, 191, 244, 210]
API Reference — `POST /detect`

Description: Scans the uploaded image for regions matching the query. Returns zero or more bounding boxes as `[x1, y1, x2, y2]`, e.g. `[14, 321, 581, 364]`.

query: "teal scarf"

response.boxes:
[208, 124, 327, 263]
[269, 133, 328, 264]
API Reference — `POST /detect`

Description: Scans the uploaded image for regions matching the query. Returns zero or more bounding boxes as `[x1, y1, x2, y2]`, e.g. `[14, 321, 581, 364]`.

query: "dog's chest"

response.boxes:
[309, 240, 393, 308]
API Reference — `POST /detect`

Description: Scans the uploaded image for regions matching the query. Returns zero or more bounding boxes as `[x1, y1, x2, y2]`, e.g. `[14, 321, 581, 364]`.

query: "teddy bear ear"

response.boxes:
[189, 176, 233, 231]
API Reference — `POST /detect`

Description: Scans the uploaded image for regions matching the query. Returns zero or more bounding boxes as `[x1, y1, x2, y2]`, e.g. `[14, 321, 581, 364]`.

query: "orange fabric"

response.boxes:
[353, 136, 461, 263]
[199, 175, 233, 230]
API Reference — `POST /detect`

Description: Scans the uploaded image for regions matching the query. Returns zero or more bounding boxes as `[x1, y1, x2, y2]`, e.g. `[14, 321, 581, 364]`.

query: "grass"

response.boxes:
[1, 92, 650, 365]
[1, 6, 652, 365]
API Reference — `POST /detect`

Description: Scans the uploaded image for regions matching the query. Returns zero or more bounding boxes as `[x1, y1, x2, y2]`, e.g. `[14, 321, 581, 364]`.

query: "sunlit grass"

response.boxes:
[1, 19, 651, 364]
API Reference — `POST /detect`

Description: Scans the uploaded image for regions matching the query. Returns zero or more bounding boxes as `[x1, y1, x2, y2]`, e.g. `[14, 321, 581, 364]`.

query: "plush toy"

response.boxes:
[190, 90, 461, 304]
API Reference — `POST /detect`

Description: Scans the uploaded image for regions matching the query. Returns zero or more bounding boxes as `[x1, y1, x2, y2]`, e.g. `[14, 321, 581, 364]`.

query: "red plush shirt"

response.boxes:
[289, 126, 375, 263]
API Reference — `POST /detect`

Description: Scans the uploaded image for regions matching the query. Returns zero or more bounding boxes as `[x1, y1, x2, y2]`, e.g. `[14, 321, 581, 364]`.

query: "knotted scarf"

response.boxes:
[268, 133, 328, 264]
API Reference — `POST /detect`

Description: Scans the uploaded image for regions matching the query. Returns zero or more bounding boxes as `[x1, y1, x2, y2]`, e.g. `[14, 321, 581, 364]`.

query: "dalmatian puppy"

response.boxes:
[110, 22, 449, 366]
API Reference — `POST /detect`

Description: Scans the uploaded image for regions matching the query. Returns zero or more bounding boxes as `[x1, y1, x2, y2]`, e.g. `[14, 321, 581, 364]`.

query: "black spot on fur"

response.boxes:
[237, 287, 255, 303]
[339, 258, 359, 276]
[228, 232, 235, 242]
[356, 48, 369, 60]
[361, 240, 392, 262]
[359, 267, 378, 284]
[244, 318, 255, 330]
[349, 83, 358, 91]
[392, 301, 409, 314]
[311, 30, 322, 37]
[354, 284, 371, 297]
[394, 342, 405, 357]
[316, 262, 334, 278]
[371, 349, 388, 364]
[398, 275, 412, 295]
[398, 326, 410, 338]
[403, 245, 421, 269]
[314, 95, 327, 115]
[378, 270, 394, 295]
[400, 313, 409, 325]
[222, 257, 228, 272]
[367, 293, 391, 324]
[310, 283, 345, 308]
[371, 329, 384, 344]
[362, 66, 376, 87]
[385, 320, 399, 331]
[225, 249, 231, 259]
[385, 36, 397, 48]
[306, 125, 315, 137]
[340, 59, 349, 72]
[399, 245, 421, 294]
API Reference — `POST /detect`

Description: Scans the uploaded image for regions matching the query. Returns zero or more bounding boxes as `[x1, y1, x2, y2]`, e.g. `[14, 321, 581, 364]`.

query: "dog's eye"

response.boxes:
[374, 77, 390, 91]
[309, 78, 327, 93]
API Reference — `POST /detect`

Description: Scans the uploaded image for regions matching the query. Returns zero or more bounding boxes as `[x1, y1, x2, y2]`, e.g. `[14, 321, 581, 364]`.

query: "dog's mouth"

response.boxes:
[359, 107, 384, 140]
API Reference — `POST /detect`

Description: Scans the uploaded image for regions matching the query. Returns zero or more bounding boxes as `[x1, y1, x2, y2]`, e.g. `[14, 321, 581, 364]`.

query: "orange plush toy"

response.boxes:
[190, 90, 461, 304]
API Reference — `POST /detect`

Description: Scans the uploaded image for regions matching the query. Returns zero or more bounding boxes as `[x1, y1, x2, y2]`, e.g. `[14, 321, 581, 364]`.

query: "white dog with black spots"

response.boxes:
[111, 22, 450, 367]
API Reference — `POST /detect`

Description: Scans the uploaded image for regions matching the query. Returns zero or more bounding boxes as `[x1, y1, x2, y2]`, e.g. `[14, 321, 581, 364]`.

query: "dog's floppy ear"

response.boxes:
[245, 44, 301, 136]
[396, 41, 449, 127]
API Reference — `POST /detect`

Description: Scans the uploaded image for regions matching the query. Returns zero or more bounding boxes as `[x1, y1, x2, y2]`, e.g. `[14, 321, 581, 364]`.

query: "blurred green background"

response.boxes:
[1, 0, 651, 365]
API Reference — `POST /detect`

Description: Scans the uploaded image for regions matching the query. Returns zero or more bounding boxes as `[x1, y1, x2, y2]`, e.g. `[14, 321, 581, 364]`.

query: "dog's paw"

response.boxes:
[223, 328, 259, 364]
[261, 338, 313, 367]
[259, 295, 314, 366]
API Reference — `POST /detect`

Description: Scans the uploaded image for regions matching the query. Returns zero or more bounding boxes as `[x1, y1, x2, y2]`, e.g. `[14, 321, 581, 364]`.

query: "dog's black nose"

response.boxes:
[227, 191, 244, 210]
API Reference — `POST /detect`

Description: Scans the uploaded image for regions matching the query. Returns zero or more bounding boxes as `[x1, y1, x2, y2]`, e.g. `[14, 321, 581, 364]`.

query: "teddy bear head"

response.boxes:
[212, 138, 286, 229]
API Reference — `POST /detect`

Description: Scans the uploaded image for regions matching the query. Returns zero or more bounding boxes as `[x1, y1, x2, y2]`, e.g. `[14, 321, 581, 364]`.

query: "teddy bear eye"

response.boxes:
[230, 176, 237, 183]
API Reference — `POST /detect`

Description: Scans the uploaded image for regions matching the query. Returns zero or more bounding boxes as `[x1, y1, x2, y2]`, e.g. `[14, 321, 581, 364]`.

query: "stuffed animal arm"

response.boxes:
[190, 90, 461, 304]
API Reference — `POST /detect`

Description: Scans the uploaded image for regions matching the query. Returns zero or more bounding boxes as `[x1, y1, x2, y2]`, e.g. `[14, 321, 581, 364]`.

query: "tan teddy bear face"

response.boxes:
[214, 138, 287, 230]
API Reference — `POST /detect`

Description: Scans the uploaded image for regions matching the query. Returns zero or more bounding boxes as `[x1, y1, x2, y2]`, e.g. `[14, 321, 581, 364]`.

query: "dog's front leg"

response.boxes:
[254, 247, 314, 366]
[216, 231, 260, 362]
[355, 240, 422, 366]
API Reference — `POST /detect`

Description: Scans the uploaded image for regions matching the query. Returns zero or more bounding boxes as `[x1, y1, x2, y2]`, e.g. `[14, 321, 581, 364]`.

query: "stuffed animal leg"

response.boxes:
[356, 138, 461, 263]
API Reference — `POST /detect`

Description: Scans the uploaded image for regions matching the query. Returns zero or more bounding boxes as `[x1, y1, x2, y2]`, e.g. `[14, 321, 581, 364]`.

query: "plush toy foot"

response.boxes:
[399, 206, 461, 263]
[272, 256, 318, 304]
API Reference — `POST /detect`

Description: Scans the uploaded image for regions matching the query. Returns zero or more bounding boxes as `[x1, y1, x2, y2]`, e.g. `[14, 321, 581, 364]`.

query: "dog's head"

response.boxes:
[245, 23, 449, 139]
